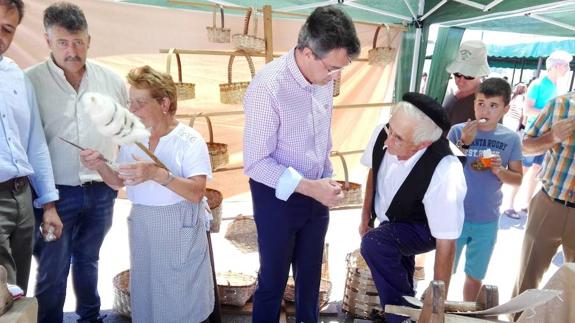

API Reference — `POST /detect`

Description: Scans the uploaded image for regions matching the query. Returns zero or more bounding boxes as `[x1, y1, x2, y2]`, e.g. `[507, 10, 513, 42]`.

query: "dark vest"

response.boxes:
[369, 125, 453, 227]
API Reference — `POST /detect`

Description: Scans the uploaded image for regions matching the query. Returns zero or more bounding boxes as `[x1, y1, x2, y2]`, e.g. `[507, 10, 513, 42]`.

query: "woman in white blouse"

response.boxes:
[80, 65, 214, 323]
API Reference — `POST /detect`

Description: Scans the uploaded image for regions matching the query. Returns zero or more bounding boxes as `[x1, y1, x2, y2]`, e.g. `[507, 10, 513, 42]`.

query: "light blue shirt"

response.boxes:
[0, 56, 59, 207]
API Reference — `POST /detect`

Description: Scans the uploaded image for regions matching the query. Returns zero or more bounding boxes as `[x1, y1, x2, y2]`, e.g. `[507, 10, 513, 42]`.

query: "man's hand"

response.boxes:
[42, 203, 63, 241]
[551, 117, 575, 143]
[461, 119, 478, 145]
[298, 178, 344, 208]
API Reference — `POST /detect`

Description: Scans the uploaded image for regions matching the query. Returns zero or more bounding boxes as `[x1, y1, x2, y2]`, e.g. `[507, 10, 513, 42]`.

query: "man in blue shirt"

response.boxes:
[0, 0, 62, 293]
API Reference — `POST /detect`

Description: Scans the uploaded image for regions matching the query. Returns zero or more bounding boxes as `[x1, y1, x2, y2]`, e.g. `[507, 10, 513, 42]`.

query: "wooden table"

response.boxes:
[0, 297, 37, 323]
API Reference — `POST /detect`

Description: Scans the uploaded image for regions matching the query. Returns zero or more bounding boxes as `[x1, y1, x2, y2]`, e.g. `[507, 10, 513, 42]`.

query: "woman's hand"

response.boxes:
[118, 154, 164, 186]
[79, 149, 107, 171]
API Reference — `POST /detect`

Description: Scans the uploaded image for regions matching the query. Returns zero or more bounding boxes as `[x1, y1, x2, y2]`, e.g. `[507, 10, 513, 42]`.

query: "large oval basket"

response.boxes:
[217, 271, 256, 307]
[224, 215, 258, 253]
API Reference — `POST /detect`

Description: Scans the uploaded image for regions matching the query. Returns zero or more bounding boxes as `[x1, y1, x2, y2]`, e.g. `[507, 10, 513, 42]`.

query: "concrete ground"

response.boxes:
[28, 184, 564, 322]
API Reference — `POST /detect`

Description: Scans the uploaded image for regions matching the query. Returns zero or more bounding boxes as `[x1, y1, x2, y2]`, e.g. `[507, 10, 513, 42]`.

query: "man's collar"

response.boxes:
[287, 48, 312, 90]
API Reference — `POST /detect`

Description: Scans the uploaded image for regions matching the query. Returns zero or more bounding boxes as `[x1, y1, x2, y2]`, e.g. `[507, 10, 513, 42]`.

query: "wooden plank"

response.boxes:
[220, 302, 253, 315]
[263, 5, 274, 64]
[385, 305, 508, 323]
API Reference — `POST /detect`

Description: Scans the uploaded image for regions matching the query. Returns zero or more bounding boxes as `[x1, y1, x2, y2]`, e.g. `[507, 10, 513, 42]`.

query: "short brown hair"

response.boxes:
[127, 65, 178, 115]
[0, 0, 24, 23]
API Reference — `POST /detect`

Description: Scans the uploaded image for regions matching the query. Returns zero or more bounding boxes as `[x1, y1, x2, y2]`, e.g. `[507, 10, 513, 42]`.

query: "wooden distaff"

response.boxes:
[134, 142, 168, 170]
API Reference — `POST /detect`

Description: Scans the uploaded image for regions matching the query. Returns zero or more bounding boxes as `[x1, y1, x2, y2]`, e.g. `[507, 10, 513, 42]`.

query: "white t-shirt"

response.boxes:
[361, 124, 466, 239]
[118, 123, 212, 206]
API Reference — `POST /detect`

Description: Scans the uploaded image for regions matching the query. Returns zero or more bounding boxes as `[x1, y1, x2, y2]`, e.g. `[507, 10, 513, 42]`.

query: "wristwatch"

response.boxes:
[456, 139, 470, 149]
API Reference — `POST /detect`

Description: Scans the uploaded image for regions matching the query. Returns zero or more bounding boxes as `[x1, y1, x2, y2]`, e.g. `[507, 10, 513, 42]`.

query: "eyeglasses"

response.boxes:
[128, 97, 162, 110]
[54, 39, 87, 50]
[310, 48, 351, 76]
[383, 123, 409, 147]
[453, 73, 475, 80]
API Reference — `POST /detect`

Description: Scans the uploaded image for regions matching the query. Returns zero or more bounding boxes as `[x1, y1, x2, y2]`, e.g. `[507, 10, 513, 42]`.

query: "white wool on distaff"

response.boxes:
[81, 92, 150, 145]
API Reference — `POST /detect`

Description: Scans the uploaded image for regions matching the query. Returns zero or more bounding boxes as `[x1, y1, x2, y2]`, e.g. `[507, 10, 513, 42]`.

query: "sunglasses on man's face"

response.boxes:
[453, 73, 475, 80]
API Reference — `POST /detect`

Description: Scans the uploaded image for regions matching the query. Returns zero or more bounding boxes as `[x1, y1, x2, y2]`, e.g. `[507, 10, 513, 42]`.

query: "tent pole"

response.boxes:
[519, 58, 525, 83]
[263, 5, 273, 63]
[409, 0, 425, 92]
[535, 56, 543, 78]
[511, 61, 517, 85]
[569, 68, 574, 92]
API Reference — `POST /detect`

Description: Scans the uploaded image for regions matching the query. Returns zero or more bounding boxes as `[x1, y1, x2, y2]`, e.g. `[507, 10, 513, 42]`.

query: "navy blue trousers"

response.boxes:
[361, 222, 436, 323]
[250, 179, 329, 323]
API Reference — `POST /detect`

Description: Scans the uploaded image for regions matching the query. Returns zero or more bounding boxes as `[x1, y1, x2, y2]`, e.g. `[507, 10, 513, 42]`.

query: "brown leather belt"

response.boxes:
[0, 176, 29, 193]
[543, 188, 575, 208]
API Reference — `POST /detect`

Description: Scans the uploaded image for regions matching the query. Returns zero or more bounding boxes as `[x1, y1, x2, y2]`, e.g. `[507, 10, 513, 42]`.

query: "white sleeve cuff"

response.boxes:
[275, 167, 303, 201]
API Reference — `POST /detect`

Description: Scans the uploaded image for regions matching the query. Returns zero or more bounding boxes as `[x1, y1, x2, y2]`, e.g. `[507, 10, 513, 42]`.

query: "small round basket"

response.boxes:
[219, 52, 255, 104]
[231, 8, 265, 53]
[224, 215, 258, 253]
[189, 115, 229, 170]
[206, 188, 223, 233]
[112, 270, 131, 317]
[342, 249, 382, 319]
[283, 277, 332, 307]
[166, 48, 195, 100]
[217, 271, 256, 307]
[332, 152, 362, 206]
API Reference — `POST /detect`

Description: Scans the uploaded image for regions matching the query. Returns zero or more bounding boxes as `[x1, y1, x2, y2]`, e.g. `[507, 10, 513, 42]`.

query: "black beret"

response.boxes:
[402, 92, 450, 132]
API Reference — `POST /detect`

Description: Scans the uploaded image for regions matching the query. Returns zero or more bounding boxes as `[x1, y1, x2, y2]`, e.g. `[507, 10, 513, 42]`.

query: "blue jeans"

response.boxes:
[33, 182, 116, 323]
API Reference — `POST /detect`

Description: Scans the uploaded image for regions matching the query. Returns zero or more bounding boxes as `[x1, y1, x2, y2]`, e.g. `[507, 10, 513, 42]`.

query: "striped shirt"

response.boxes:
[526, 92, 575, 202]
[243, 48, 334, 200]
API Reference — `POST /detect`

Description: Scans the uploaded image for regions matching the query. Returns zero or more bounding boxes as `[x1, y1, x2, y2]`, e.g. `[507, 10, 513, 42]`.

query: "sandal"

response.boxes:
[504, 209, 520, 219]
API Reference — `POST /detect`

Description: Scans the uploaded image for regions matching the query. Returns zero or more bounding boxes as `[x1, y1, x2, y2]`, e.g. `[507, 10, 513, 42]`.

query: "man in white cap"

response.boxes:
[444, 40, 491, 125]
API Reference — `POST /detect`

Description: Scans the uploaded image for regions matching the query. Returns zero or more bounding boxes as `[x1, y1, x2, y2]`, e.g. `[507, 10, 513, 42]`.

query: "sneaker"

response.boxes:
[504, 209, 520, 219]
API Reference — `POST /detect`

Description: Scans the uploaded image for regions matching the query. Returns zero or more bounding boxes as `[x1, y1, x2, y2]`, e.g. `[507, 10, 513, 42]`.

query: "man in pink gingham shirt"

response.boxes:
[243, 5, 360, 323]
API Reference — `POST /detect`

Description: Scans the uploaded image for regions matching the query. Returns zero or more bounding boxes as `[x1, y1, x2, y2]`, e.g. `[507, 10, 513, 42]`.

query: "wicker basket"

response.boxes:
[166, 48, 195, 100]
[189, 114, 229, 170]
[232, 7, 265, 53]
[368, 24, 397, 66]
[205, 188, 223, 233]
[342, 249, 382, 319]
[206, 5, 230, 43]
[332, 73, 341, 97]
[332, 152, 362, 206]
[112, 270, 131, 317]
[217, 271, 256, 306]
[219, 52, 255, 104]
[224, 215, 258, 253]
[283, 277, 332, 307]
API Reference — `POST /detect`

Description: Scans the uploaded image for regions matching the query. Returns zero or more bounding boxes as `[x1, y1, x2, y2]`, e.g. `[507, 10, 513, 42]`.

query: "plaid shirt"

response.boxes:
[243, 49, 334, 194]
[526, 92, 575, 202]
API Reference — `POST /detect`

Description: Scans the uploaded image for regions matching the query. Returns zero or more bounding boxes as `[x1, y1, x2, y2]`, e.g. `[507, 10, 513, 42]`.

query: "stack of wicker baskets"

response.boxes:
[206, 5, 230, 43]
[368, 24, 397, 66]
[189, 115, 229, 170]
[342, 249, 382, 319]
[205, 188, 223, 233]
[332, 152, 363, 206]
[216, 271, 256, 307]
[224, 215, 258, 253]
[112, 270, 131, 317]
[219, 52, 255, 104]
[166, 48, 195, 100]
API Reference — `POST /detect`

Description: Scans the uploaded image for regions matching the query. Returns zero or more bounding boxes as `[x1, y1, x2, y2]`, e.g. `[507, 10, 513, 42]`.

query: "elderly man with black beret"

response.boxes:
[359, 93, 467, 323]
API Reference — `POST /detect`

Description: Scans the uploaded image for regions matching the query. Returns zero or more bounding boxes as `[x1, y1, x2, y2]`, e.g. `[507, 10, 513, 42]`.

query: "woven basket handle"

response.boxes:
[242, 7, 252, 35]
[212, 4, 225, 28]
[166, 48, 184, 83]
[227, 51, 256, 84]
[372, 24, 391, 49]
[189, 113, 214, 143]
[333, 151, 350, 188]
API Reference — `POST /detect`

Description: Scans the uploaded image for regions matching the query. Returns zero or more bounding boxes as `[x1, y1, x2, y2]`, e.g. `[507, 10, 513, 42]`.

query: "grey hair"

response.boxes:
[546, 50, 572, 70]
[391, 101, 442, 145]
[43, 2, 88, 33]
[295, 5, 360, 59]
